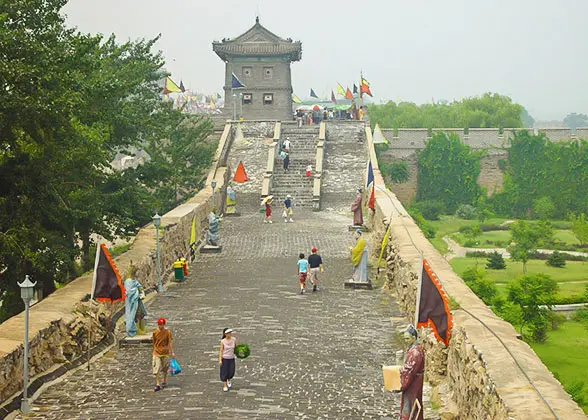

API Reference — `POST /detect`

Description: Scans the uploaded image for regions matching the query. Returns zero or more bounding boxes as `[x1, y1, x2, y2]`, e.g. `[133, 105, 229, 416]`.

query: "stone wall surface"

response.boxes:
[364, 127, 586, 419]
[0, 125, 233, 406]
[226, 121, 275, 197]
[323, 121, 366, 205]
[539, 128, 572, 141]
[576, 127, 588, 139]
[466, 128, 500, 148]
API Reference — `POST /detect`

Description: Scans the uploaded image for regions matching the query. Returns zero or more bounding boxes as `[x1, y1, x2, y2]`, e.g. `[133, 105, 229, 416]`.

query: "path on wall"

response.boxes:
[16, 201, 436, 420]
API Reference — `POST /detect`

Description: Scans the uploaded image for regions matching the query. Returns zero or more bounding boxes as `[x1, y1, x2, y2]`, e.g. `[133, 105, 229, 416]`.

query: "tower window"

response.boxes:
[263, 93, 273, 105]
[264, 67, 273, 79]
[243, 93, 252, 104]
[242, 67, 253, 78]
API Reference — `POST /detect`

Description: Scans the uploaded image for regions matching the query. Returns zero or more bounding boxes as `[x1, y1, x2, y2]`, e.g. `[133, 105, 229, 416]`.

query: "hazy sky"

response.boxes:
[62, 0, 588, 121]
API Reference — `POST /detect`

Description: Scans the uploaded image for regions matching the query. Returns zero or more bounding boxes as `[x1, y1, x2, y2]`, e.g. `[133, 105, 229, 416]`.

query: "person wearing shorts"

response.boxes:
[152, 317, 174, 392]
[308, 247, 324, 292]
[297, 253, 309, 295]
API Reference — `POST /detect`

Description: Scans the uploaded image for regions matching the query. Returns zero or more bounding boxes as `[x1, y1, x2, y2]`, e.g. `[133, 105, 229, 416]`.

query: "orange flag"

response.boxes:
[345, 88, 353, 100]
[233, 161, 248, 183]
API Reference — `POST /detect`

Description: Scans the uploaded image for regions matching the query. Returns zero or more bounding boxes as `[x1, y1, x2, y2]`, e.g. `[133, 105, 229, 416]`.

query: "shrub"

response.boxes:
[411, 200, 445, 220]
[546, 251, 566, 268]
[381, 161, 409, 183]
[456, 204, 478, 220]
[461, 267, 498, 305]
[480, 224, 509, 232]
[565, 381, 586, 408]
[466, 250, 491, 258]
[408, 209, 437, 238]
[486, 251, 506, 269]
[545, 311, 566, 331]
[530, 314, 549, 343]
[533, 251, 586, 262]
[532, 197, 556, 219]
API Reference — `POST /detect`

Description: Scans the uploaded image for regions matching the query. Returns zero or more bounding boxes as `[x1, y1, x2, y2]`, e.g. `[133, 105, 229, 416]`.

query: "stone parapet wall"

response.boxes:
[466, 128, 501, 148]
[0, 124, 234, 406]
[538, 128, 572, 141]
[576, 127, 588, 139]
[364, 128, 585, 419]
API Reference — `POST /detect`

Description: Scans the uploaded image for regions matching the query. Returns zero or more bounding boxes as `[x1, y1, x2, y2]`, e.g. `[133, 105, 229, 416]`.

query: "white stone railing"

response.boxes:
[261, 122, 281, 199]
[312, 122, 326, 210]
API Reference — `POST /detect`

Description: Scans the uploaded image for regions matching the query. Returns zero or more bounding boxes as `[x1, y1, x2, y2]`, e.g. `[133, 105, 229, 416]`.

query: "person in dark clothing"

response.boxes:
[307, 247, 324, 292]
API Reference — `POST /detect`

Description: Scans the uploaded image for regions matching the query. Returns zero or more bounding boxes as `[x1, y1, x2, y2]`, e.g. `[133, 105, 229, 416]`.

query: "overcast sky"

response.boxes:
[62, 0, 588, 121]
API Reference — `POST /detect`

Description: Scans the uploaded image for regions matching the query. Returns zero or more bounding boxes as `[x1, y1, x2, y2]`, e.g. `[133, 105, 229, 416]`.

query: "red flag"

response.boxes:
[91, 244, 125, 302]
[361, 83, 373, 97]
[368, 185, 375, 210]
[233, 161, 248, 183]
[416, 260, 453, 346]
[345, 88, 353, 100]
[331, 90, 337, 104]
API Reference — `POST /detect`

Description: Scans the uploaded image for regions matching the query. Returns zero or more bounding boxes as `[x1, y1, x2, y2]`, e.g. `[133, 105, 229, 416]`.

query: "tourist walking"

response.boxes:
[305, 163, 312, 178]
[283, 194, 294, 222]
[308, 247, 324, 292]
[262, 196, 273, 223]
[297, 252, 309, 294]
[218, 328, 237, 392]
[152, 318, 175, 392]
[282, 150, 290, 171]
[283, 137, 291, 153]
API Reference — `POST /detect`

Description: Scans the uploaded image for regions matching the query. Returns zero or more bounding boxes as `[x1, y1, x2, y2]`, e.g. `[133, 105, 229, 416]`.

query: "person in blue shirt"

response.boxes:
[283, 194, 294, 222]
[297, 253, 309, 294]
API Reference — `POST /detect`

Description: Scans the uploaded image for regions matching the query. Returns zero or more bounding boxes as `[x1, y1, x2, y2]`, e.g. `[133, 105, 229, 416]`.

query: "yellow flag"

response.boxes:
[210, 100, 215, 108]
[164, 77, 182, 93]
[292, 94, 302, 103]
[189, 216, 197, 258]
[336, 83, 346, 96]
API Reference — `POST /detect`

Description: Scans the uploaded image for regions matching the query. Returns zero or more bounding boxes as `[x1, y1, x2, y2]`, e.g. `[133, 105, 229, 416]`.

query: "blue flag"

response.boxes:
[310, 88, 318, 98]
[366, 160, 374, 188]
[231, 73, 246, 89]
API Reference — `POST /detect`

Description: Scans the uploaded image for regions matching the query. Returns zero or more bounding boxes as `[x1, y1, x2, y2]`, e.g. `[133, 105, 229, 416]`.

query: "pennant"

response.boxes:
[345, 88, 354, 100]
[361, 83, 373, 97]
[292, 94, 302, 104]
[209, 100, 215, 108]
[217, 92, 222, 99]
[372, 124, 389, 145]
[179, 80, 186, 93]
[353, 84, 358, 94]
[310, 88, 319, 98]
[189, 216, 197, 260]
[91, 244, 125, 302]
[366, 160, 374, 188]
[231, 72, 246, 89]
[233, 161, 248, 183]
[331, 90, 337, 104]
[361, 77, 370, 87]
[368, 185, 375, 210]
[163, 77, 182, 94]
[417, 260, 453, 346]
[336, 83, 346, 96]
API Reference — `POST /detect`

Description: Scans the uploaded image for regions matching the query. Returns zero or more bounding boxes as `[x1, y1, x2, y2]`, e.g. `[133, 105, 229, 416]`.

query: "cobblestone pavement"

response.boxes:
[18, 204, 435, 419]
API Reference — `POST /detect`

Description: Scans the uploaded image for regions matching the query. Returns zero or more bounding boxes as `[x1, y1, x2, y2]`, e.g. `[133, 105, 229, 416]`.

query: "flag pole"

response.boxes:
[90, 241, 101, 300]
[414, 254, 424, 326]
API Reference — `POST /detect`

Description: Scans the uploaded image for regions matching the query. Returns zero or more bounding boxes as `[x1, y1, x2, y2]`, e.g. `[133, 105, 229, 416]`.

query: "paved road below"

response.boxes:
[17, 204, 435, 419]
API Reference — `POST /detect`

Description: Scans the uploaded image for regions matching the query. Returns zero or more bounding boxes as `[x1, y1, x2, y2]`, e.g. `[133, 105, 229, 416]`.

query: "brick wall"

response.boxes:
[466, 128, 500, 148]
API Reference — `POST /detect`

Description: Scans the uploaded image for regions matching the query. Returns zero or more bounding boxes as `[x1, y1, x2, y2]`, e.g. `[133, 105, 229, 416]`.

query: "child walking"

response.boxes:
[218, 328, 237, 392]
[297, 253, 309, 294]
[305, 163, 312, 178]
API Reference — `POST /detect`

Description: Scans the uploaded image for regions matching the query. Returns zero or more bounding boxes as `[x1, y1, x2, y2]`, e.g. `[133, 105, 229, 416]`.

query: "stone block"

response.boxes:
[200, 245, 223, 254]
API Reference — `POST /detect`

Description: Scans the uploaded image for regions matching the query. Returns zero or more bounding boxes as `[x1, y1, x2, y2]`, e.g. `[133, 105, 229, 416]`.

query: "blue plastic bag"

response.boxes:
[169, 357, 182, 376]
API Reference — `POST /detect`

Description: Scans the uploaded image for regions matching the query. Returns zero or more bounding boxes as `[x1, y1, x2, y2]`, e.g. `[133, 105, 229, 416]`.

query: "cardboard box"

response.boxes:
[382, 365, 401, 391]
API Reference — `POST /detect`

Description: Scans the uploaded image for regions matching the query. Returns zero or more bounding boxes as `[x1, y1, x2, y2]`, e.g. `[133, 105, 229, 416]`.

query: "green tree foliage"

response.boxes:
[410, 200, 444, 221]
[461, 267, 498, 305]
[0, 0, 214, 321]
[455, 204, 478, 220]
[507, 220, 553, 273]
[507, 274, 559, 342]
[407, 209, 436, 238]
[563, 113, 588, 131]
[416, 132, 484, 212]
[569, 213, 588, 247]
[491, 131, 587, 218]
[380, 161, 409, 183]
[486, 251, 506, 270]
[368, 93, 525, 129]
[546, 251, 566, 268]
[532, 197, 556, 220]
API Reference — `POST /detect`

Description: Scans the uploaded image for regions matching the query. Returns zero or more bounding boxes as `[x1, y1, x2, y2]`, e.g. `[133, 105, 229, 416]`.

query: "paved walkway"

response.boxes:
[16, 204, 433, 419]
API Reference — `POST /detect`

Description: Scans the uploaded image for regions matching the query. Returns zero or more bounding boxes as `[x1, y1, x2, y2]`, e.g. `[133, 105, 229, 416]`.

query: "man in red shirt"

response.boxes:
[152, 318, 175, 392]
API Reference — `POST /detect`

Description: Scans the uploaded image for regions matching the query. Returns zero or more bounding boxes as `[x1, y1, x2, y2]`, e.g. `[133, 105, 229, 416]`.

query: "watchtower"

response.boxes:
[213, 17, 302, 121]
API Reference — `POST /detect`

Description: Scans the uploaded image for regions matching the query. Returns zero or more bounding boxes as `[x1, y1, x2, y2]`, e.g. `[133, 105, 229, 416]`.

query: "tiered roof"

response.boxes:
[213, 17, 302, 62]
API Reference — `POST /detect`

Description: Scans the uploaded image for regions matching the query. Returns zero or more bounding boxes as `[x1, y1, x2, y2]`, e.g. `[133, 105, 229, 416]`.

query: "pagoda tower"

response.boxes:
[213, 17, 302, 121]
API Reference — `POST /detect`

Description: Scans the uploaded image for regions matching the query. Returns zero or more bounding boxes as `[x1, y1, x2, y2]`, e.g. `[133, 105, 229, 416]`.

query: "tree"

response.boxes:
[486, 251, 506, 270]
[507, 220, 552, 273]
[461, 267, 498, 305]
[416, 132, 485, 212]
[569, 213, 588, 247]
[507, 274, 558, 342]
[563, 113, 588, 131]
[520, 108, 535, 128]
[546, 251, 566, 268]
[532, 197, 556, 220]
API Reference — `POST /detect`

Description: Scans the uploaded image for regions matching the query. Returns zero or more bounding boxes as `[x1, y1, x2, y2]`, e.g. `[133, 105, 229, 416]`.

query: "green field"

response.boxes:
[452, 229, 582, 250]
[530, 321, 588, 414]
[428, 216, 507, 254]
[450, 258, 588, 298]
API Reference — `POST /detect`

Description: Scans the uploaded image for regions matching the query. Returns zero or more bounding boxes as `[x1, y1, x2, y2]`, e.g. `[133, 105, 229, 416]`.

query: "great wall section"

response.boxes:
[0, 118, 585, 419]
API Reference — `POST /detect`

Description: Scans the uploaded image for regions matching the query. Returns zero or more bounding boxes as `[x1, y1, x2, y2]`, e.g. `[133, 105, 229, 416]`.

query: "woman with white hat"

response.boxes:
[218, 328, 238, 391]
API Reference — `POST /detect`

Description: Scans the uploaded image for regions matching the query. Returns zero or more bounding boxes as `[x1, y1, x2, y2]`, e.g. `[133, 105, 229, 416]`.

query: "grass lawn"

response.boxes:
[428, 216, 507, 254]
[530, 321, 588, 414]
[452, 229, 582, 250]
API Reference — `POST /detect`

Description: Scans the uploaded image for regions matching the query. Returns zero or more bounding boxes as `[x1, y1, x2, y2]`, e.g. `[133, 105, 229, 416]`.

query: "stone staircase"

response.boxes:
[270, 125, 319, 208]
